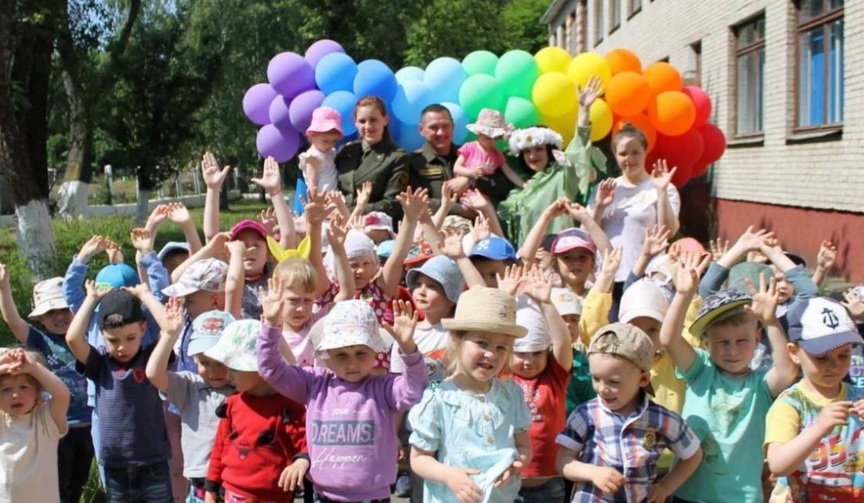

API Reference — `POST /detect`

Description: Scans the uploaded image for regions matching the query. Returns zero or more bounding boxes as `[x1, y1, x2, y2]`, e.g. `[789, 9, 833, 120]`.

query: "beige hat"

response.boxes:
[619, 280, 670, 324]
[588, 323, 655, 394]
[442, 286, 527, 338]
[29, 277, 69, 318]
[550, 288, 582, 317]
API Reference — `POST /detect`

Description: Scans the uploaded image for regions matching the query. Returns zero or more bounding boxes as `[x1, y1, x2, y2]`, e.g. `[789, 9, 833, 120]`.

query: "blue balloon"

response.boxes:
[395, 66, 424, 85]
[395, 118, 424, 152]
[321, 91, 359, 136]
[353, 60, 398, 102]
[391, 80, 433, 124]
[315, 53, 357, 95]
[424, 57, 467, 104]
[442, 102, 468, 144]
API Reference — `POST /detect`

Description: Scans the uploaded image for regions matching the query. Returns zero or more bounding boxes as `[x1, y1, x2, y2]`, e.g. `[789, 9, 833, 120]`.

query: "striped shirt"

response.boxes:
[556, 395, 700, 503]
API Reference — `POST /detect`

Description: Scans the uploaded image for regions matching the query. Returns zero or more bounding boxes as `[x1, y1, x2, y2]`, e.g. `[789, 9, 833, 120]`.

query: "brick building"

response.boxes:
[541, 0, 864, 282]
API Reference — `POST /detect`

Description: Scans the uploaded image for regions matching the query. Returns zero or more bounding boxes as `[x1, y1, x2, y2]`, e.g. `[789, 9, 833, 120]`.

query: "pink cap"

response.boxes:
[669, 237, 705, 256]
[551, 228, 597, 255]
[306, 107, 343, 136]
[230, 219, 268, 240]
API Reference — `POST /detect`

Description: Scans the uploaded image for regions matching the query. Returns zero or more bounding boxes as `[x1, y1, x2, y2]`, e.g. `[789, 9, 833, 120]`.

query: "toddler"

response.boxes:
[454, 109, 522, 187]
[299, 107, 343, 192]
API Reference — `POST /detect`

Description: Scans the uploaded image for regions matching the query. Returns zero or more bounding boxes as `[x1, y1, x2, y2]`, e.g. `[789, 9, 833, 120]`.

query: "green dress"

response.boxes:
[497, 126, 607, 246]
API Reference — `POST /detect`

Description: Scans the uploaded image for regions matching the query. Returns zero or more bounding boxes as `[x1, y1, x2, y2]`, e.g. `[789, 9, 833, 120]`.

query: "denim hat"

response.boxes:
[469, 236, 517, 261]
[188, 311, 235, 356]
[98, 291, 145, 328]
[162, 258, 229, 297]
[95, 263, 140, 290]
[204, 319, 261, 372]
[406, 255, 465, 303]
[728, 262, 773, 293]
[690, 289, 752, 338]
[787, 297, 863, 356]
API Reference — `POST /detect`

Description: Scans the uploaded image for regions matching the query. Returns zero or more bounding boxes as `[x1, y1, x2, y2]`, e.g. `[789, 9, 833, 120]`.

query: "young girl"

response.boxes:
[409, 286, 532, 503]
[203, 319, 308, 503]
[299, 107, 343, 192]
[0, 347, 71, 503]
[257, 283, 428, 502]
[454, 109, 522, 188]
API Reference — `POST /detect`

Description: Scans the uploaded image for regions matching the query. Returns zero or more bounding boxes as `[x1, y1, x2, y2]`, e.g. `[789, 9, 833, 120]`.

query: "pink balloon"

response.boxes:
[681, 86, 712, 129]
[267, 52, 315, 100]
[256, 124, 300, 162]
[304, 39, 345, 68]
[289, 90, 326, 134]
[242, 83, 278, 126]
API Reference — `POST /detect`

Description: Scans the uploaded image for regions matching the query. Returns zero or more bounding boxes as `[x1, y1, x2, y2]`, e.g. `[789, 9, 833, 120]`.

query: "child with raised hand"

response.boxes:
[145, 297, 235, 503]
[0, 347, 70, 503]
[251, 156, 297, 249]
[764, 297, 864, 502]
[453, 109, 521, 188]
[661, 252, 799, 503]
[202, 317, 308, 503]
[299, 106, 343, 193]
[409, 286, 532, 503]
[556, 323, 702, 503]
[200, 151, 232, 243]
[257, 279, 427, 502]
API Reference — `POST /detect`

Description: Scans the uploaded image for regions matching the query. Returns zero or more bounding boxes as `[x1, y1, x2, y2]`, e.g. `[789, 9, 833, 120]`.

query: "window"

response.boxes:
[628, 0, 642, 18]
[734, 16, 766, 136]
[795, 0, 844, 128]
[610, 0, 621, 32]
[594, 0, 604, 45]
[686, 41, 702, 86]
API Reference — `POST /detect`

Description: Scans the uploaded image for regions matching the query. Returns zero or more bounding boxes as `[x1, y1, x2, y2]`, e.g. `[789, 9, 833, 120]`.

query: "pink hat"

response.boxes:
[551, 228, 597, 255]
[230, 219, 268, 240]
[669, 237, 706, 256]
[466, 108, 513, 139]
[306, 107, 343, 136]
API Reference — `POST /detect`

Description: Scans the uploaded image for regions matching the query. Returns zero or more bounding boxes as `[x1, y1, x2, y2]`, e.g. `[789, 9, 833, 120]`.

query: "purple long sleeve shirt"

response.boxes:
[257, 323, 428, 501]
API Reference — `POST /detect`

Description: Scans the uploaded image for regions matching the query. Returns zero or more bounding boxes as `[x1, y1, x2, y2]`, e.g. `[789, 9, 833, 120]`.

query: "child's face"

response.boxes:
[770, 265, 795, 304]
[453, 331, 513, 387]
[162, 250, 190, 277]
[183, 290, 224, 319]
[0, 374, 39, 417]
[411, 274, 454, 321]
[477, 134, 497, 150]
[614, 136, 647, 176]
[227, 369, 271, 395]
[788, 343, 853, 396]
[235, 231, 268, 277]
[562, 314, 581, 344]
[705, 321, 759, 375]
[194, 354, 230, 388]
[472, 260, 507, 288]
[365, 229, 392, 245]
[348, 253, 378, 290]
[281, 287, 316, 330]
[309, 130, 342, 152]
[556, 250, 594, 287]
[589, 353, 649, 415]
[628, 317, 663, 358]
[326, 344, 377, 383]
[36, 308, 73, 335]
[102, 322, 146, 363]
[511, 350, 549, 379]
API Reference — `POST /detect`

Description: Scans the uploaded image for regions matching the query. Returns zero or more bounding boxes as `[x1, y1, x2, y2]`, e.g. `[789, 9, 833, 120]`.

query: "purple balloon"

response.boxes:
[268, 96, 293, 130]
[267, 52, 315, 100]
[243, 83, 278, 126]
[289, 89, 326, 134]
[257, 124, 300, 162]
[304, 39, 345, 68]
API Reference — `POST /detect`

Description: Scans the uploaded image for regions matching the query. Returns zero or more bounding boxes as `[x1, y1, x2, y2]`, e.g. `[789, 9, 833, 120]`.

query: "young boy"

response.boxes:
[661, 252, 799, 503]
[557, 323, 703, 503]
[469, 236, 519, 288]
[765, 297, 864, 503]
[66, 284, 173, 503]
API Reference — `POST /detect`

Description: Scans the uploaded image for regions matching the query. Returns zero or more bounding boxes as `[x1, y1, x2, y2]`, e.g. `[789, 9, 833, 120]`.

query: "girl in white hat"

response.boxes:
[453, 109, 524, 188]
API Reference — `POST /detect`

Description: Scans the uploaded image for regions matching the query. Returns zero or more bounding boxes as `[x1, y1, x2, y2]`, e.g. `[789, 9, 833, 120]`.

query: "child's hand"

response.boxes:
[252, 156, 283, 196]
[0, 348, 23, 375]
[523, 265, 552, 304]
[816, 240, 837, 271]
[0, 263, 10, 290]
[146, 204, 170, 230]
[261, 276, 285, 327]
[566, 201, 592, 223]
[398, 187, 430, 222]
[647, 480, 673, 503]
[225, 240, 247, 258]
[650, 160, 677, 191]
[461, 190, 490, 211]
[325, 190, 348, 214]
[744, 276, 779, 325]
[84, 279, 112, 300]
[852, 399, 864, 418]
[103, 238, 123, 264]
[130, 228, 154, 254]
[205, 232, 231, 259]
[440, 230, 466, 260]
[201, 151, 231, 190]
[327, 216, 348, 250]
[815, 401, 852, 435]
[759, 236, 785, 259]
[303, 188, 328, 225]
[496, 265, 527, 297]
[163, 296, 186, 337]
[165, 202, 192, 225]
[709, 238, 730, 262]
[641, 224, 670, 258]
[494, 456, 526, 487]
[469, 215, 491, 243]
[278, 458, 309, 493]
[670, 252, 710, 296]
[578, 74, 604, 108]
[595, 178, 616, 208]
[258, 208, 278, 238]
[441, 184, 456, 210]
[78, 235, 108, 263]
[444, 466, 483, 503]
[841, 288, 864, 323]
[591, 466, 625, 494]
[356, 181, 373, 208]
[734, 225, 773, 254]
[382, 300, 419, 354]
[347, 213, 365, 232]
[121, 282, 151, 299]
[204, 491, 218, 503]
[600, 247, 623, 276]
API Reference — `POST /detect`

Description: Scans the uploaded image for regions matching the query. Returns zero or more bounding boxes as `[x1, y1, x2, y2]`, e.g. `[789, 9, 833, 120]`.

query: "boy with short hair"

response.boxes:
[468, 235, 519, 288]
[556, 323, 703, 503]
[661, 252, 799, 503]
[765, 297, 864, 503]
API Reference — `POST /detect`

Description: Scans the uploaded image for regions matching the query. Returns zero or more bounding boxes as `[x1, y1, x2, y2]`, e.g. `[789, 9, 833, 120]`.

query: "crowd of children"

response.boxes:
[1, 95, 864, 503]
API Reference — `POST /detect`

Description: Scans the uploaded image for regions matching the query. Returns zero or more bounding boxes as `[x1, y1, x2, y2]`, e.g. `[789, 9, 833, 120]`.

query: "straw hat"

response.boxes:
[466, 109, 513, 139]
[441, 286, 527, 338]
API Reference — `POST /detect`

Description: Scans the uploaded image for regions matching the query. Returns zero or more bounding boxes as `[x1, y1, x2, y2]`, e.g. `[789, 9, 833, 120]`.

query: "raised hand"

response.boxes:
[397, 187, 430, 222]
[251, 156, 282, 196]
[566, 201, 592, 223]
[708, 238, 730, 262]
[841, 288, 864, 322]
[382, 300, 419, 354]
[816, 240, 837, 271]
[439, 230, 466, 260]
[734, 225, 774, 253]
[759, 236, 785, 258]
[165, 202, 192, 225]
[84, 279, 112, 300]
[258, 208, 278, 238]
[130, 228, 154, 254]
[523, 265, 552, 304]
[496, 265, 527, 297]
[469, 215, 491, 243]
[642, 224, 670, 258]
[744, 275, 779, 324]
[460, 190, 490, 211]
[225, 239, 247, 259]
[261, 276, 285, 326]
[163, 296, 186, 337]
[325, 190, 349, 214]
[578, 75, 604, 109]
[595, 178, 616, 208]
[303, 187, 328, 225]
[103, 238, 123, 264]
[327, 216, 348, 250]
[121, 282, 151, 299]
[201, 151, 231, 190]
[347, 213, 366, 232]
[600, 247, 623, 276]
[146, 204, 171, 230]
[356, 181, 373, 208]
[0, 263, 9, 289]
[78, 235, 108, 263]
[650, 159, 677, 191]
[670, 252, 710, 295]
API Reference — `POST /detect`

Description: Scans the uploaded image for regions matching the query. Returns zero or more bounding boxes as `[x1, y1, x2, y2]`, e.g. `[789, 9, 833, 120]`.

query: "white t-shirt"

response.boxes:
[298, 145, 338, 193]
[390, 322, 449, 381]
[591, 178, 680, 281]
[0, 405, 65, 503]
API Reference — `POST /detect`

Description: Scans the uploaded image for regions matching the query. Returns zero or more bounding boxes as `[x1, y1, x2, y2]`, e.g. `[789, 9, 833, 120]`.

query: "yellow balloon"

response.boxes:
[532, 72, 576, 118]
[589, 99, 613, 141]
[568, 52, 612, 90]
[534, 47, 572, 75]
[541, 107, 578, 145]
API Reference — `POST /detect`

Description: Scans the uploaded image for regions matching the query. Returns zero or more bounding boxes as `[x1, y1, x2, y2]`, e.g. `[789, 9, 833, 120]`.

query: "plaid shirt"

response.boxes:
[556, 395, 700, 503]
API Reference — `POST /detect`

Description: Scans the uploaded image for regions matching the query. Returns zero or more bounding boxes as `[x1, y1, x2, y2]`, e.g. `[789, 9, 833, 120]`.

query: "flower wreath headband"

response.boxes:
[508, 127, 563, 156]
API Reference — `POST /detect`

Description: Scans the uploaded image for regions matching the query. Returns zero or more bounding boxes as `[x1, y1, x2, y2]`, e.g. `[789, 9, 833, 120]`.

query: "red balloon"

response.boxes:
[691, 161, 709, 178]
[671, 164, 693, 187]
[698, 123, 726, 164]
[657, 130, 704, 174]
[681, 86, 712, 129]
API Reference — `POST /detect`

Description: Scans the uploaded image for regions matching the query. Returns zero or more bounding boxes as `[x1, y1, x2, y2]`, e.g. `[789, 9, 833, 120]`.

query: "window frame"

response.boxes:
[628, 0, 642, 19]
[610, 0, 621, 33]
[594, 0, 604, 45]
[733, 14, 767, 138]
[793, 0, 844, 131]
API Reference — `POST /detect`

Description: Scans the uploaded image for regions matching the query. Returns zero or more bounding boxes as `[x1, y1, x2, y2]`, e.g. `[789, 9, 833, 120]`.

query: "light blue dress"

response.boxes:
[408, 378, 531, 503]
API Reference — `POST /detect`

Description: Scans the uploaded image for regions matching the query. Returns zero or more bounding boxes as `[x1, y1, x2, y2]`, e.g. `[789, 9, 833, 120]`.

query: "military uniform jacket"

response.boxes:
[336, 137, 409, 220]
[408, 142, 458, 213]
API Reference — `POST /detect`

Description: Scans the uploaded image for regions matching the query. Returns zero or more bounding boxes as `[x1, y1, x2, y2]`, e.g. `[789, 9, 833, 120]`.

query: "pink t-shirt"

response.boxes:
[458, 141, 506, 175]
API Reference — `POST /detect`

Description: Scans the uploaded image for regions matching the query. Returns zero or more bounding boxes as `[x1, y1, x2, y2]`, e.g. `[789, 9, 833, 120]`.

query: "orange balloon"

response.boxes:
[605, 72, 651, 117]
[605, 48, 642, 75]
[643, 62, 682, 94]
[612, 113, 656, 152]
[648, 91, 696, 136]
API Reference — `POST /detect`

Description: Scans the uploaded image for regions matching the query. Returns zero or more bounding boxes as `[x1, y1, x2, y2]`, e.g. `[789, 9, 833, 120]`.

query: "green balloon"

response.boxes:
[504, 97, 540, 129]
[459, 74, 504, 120]
[462, 51, 499, 77]
[495, 50, 539, 99]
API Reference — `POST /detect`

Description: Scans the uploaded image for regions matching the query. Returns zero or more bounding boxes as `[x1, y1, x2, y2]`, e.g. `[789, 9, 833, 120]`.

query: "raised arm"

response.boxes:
[439, 230, 485, 289]
[745, 276, 797, 397]
[0, 264, 29, 343]
[253, 156, 297, 249]
[302, 188, 330, 297]
[6, 348, 70, 433]
[326, 217, 356, 302]
[165, 203, 203, 254]
[145, 296, 185, 392]
[224, 240, 246, 320]
[201, 151, 232, 243]
[65, 281, 108, 363]
[591, 179, 616, 225]
[460, 190, 504, 239]
[699, 226, 773, 298]
[518, 199, 566, 264]
[568, 201, 611, 254]
[811, 240, 837, 287]
[660, 253, 710, 374]
[631, 224, 670, 281]
[170, 232, 229, 284]
[525, 266, 573, 372]
[381, 188, 426, 298]
[649, 160, 680, 236]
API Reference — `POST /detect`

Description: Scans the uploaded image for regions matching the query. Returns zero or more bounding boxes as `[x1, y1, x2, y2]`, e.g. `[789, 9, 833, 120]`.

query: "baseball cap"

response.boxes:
[403, 242, 435, 267]
[551, 288, 582, 317]
[619, 280, 670, 324]
[313, 300, 392, 354]
[29, 277, 69, 318]
[551, 228, 597, 255]
[588, 323, 655, 394]
[162, 258, 229, 298]
[98, 291, 145, 328]
[204, 319, 262, 372]
[470, 236, 517, 262]
[787, 297, 863, 356]
[157, 241, 191, 261]
[95, 263, 140, 290]
[188, 311, 235, 356]
[406, 255, 465, 304]
[689, 289, 752, 338]
[229, 219, 268, 240]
